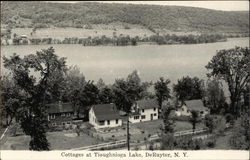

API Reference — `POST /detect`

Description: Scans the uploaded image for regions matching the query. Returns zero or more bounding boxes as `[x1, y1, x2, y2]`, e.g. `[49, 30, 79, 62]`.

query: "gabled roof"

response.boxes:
[92, 103, 121, 121]
[136, 98, 159, 109]
[184, 99, 208, 112]
[47, 102, 74, 114]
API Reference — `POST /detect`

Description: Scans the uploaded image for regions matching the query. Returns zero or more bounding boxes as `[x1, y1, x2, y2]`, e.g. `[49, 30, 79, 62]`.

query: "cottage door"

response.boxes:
[150, 114, 153, 121]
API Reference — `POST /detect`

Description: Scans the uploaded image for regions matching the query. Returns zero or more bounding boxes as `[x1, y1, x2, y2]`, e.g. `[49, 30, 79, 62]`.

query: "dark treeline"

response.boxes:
[5, 33, 229, 46]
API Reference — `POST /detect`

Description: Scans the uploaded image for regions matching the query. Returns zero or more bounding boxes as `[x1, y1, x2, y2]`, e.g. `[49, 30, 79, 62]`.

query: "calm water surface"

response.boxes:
[1, 38, 249, 85]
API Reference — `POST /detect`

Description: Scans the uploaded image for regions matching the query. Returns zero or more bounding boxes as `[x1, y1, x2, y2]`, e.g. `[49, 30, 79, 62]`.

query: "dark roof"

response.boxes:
[92, 103, 121, 121]
[136, 98, 159, 109]
[184, 99, 208, 112]
[47, 102, 74, 114]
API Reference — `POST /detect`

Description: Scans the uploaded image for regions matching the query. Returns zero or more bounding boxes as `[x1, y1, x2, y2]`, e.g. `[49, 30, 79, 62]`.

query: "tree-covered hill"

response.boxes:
[1, 1, 249, 34]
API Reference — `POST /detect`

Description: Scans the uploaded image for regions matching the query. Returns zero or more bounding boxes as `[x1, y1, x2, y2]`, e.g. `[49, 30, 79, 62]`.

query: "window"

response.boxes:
[67, 122, 71, 124]
[154, 108, 156, 111]
[61, 113, 65, 117]
[52, 123, 56, 126]
[99, 121, 105, 125]
[142, 109, 144, 113]
[154, 113, 157, 116]
[116, 119, 119, 124]
[107, 120, 110, 125]
[66, 113, 71, 117]
[141, 115, 146, 119]
[182, 108, 184, 111]
[200, 111, 204, 114]
[50, 114, 55, 119]
[134, 116, 140, 120]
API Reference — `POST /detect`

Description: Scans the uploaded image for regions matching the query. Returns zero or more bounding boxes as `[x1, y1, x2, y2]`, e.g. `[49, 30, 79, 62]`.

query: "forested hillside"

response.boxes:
[1, 1, 249, 34]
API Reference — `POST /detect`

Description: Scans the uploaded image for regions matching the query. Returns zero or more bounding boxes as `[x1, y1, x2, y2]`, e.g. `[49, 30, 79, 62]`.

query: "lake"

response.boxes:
[1, 38, 249, 86]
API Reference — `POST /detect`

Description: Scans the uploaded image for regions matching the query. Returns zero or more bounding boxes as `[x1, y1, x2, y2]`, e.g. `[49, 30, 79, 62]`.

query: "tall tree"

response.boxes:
[189, 110, 199, 133]
[162, 107, 175, 134]
[113, 79, 133, 113]
[113, 70, 149, 150]
[154, 77, 171, 109]
[1, 75, 25, 125]
[173, 76, 205, 102]
[206, 46, 250, 116]
[75, 81, 100, 119]
[96, 78, 106, 89]
[113, 70, 149, 112]
[205, 78, 226, 114]
[61, 65, 86, 117]
[99, 86, 115, 104]
[3, 47, 67, 150]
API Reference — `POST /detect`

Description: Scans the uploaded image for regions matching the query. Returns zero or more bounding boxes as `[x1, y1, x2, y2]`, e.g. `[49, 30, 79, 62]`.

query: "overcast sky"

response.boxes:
[54, 1, 249, 11]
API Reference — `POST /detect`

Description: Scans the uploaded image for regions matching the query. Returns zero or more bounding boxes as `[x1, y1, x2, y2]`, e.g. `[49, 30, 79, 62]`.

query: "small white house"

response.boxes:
[175, 99, 210, 118]
[89, 103, 122, 129]
[129, 98, 159, 123]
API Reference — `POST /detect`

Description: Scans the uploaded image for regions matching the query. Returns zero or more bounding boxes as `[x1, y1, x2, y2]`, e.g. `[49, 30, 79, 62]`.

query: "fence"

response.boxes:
[72, 139, 127, 150]
[71, 128, 207, 150]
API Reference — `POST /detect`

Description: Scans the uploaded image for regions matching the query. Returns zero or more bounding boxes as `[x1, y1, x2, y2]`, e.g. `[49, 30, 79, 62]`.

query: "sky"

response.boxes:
[53, 1, 249, 11]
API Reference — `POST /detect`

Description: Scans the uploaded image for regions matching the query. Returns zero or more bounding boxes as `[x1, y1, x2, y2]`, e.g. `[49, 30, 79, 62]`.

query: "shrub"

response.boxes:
[229, 114, 249, 150]
[225, 113, 234, 125]
[206, 136, 216, 148]
[172, 115, 190, 121]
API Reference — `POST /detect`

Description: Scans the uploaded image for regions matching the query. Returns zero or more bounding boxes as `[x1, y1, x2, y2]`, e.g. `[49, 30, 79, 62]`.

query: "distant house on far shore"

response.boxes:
[129, 98, 159, 123]
[89, 103, 122, 129]
[175, 99, 210, 118]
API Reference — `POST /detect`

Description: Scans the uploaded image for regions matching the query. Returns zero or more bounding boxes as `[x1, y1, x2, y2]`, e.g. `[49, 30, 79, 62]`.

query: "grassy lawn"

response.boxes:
[128, 119, 205, 143]
[132, 119, 205, 134]
[1, 131, 101, 150]
[1, 119, 206, 150]
[12, 26, 154, 40]
[174, 121, 205, 132]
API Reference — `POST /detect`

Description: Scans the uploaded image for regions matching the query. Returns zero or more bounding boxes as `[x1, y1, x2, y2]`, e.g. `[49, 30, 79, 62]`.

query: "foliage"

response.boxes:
[0, 75, 27, 125]
[205, 136, 216, 148]
[3, 47, 67, 150]
[224, 113, 234, 125]
[1, 2, 249, 34]
[205, 78, 226, 114]
[189, 110, 199, 133]
[204, 115, 215, 133]
[206, 47, 250, 116]
[161, 133, 175, 150]
[173, 76, 205, 102]
[99, 86, 115, 104]
[213, 116, 227, 136]
[154, 77, 171, 108]
[174, 136, 204, 150]
[229, 113, 250, 150]
[113, 70, 149, 113]
[162, 107, 175, 134]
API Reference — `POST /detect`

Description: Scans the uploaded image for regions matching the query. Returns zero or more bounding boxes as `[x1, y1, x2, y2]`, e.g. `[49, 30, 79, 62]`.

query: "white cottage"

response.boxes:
[175, 99, 210, 118]
[129, 99, 159, 123]
[89, 103, 122, 129]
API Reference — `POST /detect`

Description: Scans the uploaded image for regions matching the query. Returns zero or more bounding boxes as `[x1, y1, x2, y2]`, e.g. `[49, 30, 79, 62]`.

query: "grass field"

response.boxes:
[11, 24, 155, 40]
[1, 119, 206, 150]
[1, 131, 100, 150]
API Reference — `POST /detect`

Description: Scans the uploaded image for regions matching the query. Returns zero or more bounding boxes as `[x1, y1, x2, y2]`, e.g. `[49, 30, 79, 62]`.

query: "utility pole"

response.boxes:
[127, 113, 130, 151]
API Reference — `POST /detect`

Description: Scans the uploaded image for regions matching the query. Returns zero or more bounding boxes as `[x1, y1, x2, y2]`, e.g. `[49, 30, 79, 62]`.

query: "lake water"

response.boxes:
[1, 38, 249, 86]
